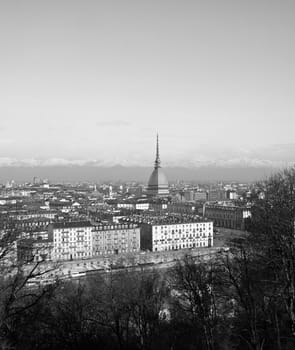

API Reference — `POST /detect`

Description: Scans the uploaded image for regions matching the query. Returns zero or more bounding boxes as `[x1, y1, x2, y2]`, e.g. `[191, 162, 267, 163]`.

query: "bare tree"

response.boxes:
[87, 271, 136, 350]
[0, 226, 58, 349]
[86, 269, 168, 350]
[247, 168, 295, 345]
[128, 270, 168, 350]
[218, 240, 268, 350]
[169, 255, 220, 350]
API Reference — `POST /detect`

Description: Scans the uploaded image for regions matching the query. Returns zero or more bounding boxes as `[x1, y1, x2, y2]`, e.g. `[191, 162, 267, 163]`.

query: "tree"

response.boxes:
[87, 269, 169, 350]
[128, 270, 168, 350]
[0, 225, 58, 349]
[247, 168, 295, 346]
[169, 255, 222, 350]
[218, 238, 269, 350]
[87, 271, 136, 350]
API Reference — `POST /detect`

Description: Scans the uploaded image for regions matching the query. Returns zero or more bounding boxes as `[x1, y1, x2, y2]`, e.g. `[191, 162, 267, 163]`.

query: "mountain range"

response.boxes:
[0, 164, 285, 184]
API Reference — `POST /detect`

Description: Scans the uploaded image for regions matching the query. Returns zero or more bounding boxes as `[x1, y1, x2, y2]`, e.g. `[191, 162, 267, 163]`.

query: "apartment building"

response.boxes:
[47, 221, 141, 261]
[92, 223, 140, 255]
[123, 215, 213, 252]
[48, 221, 93, 261]
[204, 202, 251, 230]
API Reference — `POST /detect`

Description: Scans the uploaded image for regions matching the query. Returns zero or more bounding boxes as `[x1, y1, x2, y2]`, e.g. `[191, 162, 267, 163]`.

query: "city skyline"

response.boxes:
[1, 0, 295, 167]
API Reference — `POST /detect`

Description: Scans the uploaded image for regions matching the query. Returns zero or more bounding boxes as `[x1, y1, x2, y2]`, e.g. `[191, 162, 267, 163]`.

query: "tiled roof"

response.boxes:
[52, 221, 92, 229]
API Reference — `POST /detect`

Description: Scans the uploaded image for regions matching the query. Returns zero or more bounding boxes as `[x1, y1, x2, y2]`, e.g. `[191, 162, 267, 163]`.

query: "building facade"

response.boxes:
[47, 221, 141, 261]
[204, 203, 251, 230]
[207, 190, 226, 202]
[48, 221, 93, 261]
[92, 223, 140, 255]
[194, 191, 207, 201]
[136, 216, 213, 252]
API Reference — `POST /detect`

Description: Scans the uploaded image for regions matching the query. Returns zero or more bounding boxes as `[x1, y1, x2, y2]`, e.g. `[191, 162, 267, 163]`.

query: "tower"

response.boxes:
[146, 134, 169, 197]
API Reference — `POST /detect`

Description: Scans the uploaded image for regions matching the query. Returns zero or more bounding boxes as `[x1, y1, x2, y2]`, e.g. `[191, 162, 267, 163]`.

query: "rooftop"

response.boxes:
[121, 214, 212, 226]
[92, 223, 138, 231]
[51, 221, 92, 229]
[205, 201, 251, 209]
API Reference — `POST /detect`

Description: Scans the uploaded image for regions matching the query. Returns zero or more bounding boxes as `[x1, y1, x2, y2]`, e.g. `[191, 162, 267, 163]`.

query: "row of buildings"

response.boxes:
[17, 215, 213, 263]
[176, 189, 241, 202]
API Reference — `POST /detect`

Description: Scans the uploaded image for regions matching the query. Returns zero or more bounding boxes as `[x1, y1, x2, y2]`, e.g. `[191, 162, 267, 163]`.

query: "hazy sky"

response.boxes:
[1, 0, 295, 167]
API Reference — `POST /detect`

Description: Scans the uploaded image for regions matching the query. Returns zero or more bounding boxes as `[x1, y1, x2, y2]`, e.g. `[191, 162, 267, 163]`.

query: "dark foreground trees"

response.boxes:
[0, 226, 59, 350]
[243, 168, 295, 349]
[168, 256, 222, 350]
[9, 270, 170, 350]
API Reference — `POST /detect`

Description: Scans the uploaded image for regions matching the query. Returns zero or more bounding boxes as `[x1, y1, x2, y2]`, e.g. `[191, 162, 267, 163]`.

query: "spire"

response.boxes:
[155, 133, 161, 169]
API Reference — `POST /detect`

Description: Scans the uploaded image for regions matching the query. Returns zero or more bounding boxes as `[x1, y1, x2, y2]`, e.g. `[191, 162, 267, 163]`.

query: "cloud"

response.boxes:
[171, 143, 295, 167]
[1, 143, 295, 168]
[0, 158, 128, 167]
[250, 144, 295, 162]
[0, 158, 88, 167]
[0, 157, 18, 166]
[95, 120, 131, 127]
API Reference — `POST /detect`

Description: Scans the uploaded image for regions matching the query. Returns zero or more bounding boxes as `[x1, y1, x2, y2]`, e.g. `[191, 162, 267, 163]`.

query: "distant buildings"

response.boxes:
[194, 191, 207, 201]
[183, 190, 194, 202]
[207, 189, 226, 202]
[203, 202, 251, 230]
[117, 201, 150, 211]
[166, 202, 195, 214]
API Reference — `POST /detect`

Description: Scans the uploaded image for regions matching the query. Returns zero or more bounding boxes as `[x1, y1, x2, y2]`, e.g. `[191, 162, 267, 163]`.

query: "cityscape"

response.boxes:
[1, 135, 255, 272]
[1, 0, 295, 349]
[1, 131, 290, 350]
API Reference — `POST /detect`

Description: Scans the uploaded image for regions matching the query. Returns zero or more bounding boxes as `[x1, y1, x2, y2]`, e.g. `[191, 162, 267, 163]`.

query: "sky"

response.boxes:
[1, 0, 295, 168]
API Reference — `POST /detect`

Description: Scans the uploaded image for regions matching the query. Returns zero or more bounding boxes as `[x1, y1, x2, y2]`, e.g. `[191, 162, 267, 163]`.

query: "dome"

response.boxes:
[147, 167, 169, 197]
[148, 168, 168, 188]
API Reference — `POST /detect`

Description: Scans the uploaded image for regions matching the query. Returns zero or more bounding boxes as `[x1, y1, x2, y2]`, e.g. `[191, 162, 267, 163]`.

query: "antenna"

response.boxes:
[155, 133, 161, 168]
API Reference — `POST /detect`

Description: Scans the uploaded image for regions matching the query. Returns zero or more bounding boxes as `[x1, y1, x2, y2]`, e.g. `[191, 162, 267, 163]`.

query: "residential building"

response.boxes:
[184, 190, 194, 202]
[92, 223, 140, 255]
[194, 191, 207, 201]
[207, 189, 226, 202]
[124, 215, 213, 252]
[48, 221, 93, 261]
[47, 221, 141, 261]
[17, 239, 53, 263]
[203, 202, 251, 230]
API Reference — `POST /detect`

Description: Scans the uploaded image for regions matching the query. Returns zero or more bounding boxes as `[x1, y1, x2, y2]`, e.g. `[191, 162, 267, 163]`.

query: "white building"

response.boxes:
[48, 221, 141, 261]
[48, 221, 93, 261]
[129, 215, 213, 252]
[117, 202, 149, 211]
[135, 202, 149, 210]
